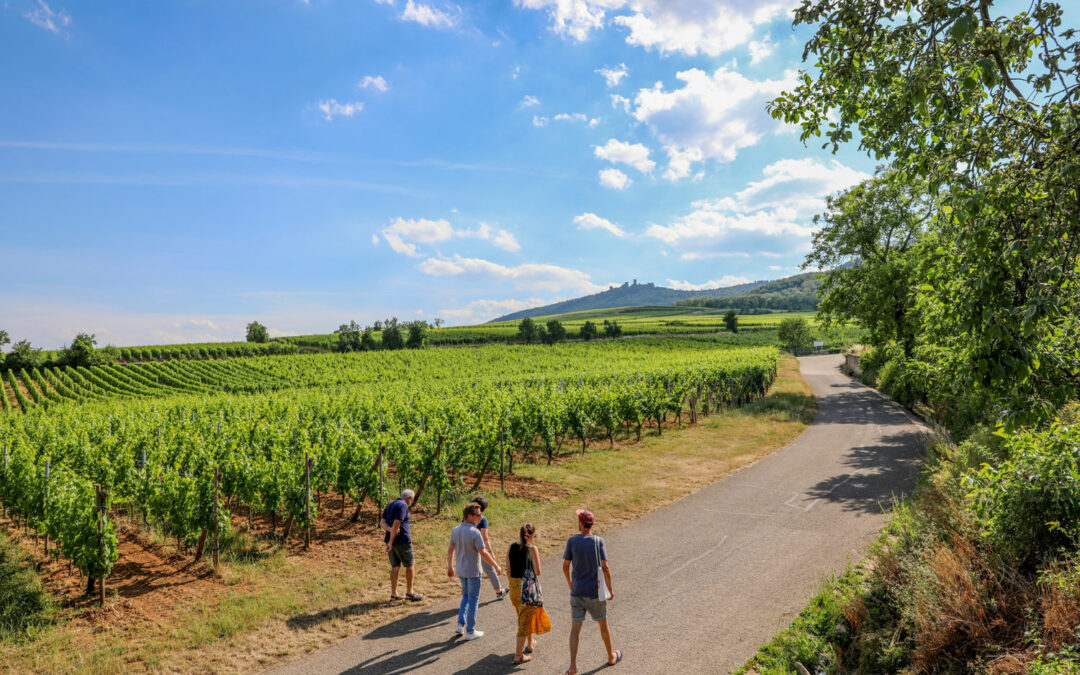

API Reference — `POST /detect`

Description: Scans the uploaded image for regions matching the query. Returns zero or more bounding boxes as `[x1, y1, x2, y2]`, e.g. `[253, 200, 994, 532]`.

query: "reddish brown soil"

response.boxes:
[1, 380, 21, 413]
[0, 469, 566, 630]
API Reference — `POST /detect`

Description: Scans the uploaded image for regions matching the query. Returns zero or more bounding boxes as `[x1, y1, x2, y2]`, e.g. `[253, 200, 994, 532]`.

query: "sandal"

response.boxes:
[389, 594, 404, 601]
[512, 655, 532, 664]
[406, 591, 424, 601]
[607, 650, 623, 666]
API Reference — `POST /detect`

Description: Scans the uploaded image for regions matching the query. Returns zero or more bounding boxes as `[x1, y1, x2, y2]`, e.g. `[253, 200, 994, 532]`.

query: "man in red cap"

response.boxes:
[562, 509, 621, 674]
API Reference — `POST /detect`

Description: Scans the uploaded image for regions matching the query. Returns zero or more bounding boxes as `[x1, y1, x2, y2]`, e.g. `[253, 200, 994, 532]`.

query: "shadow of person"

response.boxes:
[363, 606, 462, 640]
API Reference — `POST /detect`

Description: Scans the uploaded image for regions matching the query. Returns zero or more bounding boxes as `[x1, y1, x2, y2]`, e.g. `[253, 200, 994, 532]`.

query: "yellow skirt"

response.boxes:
[508, 577, 552, 638]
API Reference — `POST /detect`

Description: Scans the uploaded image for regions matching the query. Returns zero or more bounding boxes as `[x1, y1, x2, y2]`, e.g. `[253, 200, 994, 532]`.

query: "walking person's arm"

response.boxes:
[446, 543, 456, 578]
[601, 559, 613, 601]
[479, 546, 503, 577]
[563, 559, 573, 591]
[386, 519, 402, 553]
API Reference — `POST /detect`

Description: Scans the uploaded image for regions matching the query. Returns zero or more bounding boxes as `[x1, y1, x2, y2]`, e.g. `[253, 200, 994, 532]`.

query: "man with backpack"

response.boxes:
[383, 489, 423, 602]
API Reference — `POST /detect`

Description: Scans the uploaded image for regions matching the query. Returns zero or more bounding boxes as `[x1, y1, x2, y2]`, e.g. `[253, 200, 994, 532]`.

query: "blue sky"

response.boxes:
[1, 0, 879, 348]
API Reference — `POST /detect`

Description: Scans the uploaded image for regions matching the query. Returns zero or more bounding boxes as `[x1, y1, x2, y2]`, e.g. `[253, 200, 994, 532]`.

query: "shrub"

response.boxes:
[382, 325, 404, 350]
[543, 320, 567, 345]
[969, 421, 1080, 564]
[518, 317, 538, 343]
[778, 317, 813, 353]
[579, 320, 598, 341]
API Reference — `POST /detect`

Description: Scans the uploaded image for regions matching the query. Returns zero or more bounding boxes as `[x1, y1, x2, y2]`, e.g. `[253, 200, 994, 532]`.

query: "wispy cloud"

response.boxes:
[23, 0, 70, 35]
[359, 75, 389, 92]
[665, 276, 751, 291]
[574, 212, 627, 238]
[401, 0, 457, 28]
[596, 63, 628, 88]
[317, 99, 365, 121]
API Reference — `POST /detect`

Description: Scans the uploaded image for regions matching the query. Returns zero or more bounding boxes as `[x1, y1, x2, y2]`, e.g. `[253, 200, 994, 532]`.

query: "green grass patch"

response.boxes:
[0, 529, 58, 643]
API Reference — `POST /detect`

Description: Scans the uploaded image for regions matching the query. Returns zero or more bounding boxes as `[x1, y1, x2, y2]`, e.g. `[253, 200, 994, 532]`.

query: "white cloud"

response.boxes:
[594, 138, 654, 173]
[515, 1, 796, 56]
[520, 94, 541, 108]
[598, 168, 631, 190]
[553, 112, 588, 123]
[401, 0, 457, 28]
[574, 212, 627, 238]
[381, 218, 521, 256]
[381, 217, 454, 256]
[611, 94, 631, 114]
[458, 222, 521, 252]
[317, 99, 365, 121]
[596, 63, 628, 87]
[532, 115, 549, 127]
[632, 67, 797, 174]
[748, 36, 774, 64]
[23, 0, 70, 34]
[645, 158, 870, 258]
[359, 75, 389, 92]
[371, 234, 380, 246]
[418, 255, 602, 293]
[439, 297, 551, 323]
[665, 276, 751, 291]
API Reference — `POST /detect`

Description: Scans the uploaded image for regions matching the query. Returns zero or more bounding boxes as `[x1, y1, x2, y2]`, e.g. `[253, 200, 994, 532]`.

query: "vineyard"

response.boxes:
[0, 337, 777, 606]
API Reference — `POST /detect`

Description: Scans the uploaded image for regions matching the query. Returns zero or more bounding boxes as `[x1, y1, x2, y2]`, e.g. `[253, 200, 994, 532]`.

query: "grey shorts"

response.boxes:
[570, 595, 607, 622]
[388, 543, 414, 568]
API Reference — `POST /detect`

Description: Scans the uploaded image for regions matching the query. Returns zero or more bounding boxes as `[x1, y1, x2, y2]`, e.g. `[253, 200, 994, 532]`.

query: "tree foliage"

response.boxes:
[246, 321, 269, 344]
[723, 310, 738, 334]
[518, 317, 538, 343]
[808, 173, 930, 357]
[778, 318, 813, 354]
[335, 321, 364, 352]
[579, 320, 598, 341]
[5, 340, 43, 371]
[543, 319, 567, 345]
[775, 0, 1080, 425]
[602, 320, 622, 338]
[406, 322, 426, 349]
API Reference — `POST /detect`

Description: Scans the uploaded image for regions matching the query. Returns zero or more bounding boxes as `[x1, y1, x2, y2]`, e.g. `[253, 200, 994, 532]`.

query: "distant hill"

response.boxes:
[490, 278, 768, 323]
[675, 272, 823, 312]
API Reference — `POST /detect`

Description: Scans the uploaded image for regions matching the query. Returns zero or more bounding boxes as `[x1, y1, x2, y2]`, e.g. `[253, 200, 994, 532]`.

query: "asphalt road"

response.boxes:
[265, 355, 927, 675]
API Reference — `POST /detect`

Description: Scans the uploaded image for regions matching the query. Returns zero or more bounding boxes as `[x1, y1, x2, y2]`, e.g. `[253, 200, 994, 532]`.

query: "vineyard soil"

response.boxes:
[0, 354, 812, 674]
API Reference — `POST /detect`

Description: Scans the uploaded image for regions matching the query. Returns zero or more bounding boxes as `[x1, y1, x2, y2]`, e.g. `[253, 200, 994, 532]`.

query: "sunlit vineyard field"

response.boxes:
[0, 336, 779, 600]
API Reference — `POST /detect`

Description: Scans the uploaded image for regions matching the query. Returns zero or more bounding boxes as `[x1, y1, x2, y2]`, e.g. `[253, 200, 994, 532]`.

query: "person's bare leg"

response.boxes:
[568, 621, 583, 674]
[389, 567, 400, 597]
[527, 633, 536, 651]
[515, 635, 529, 661]
[404, 565, 415, 594]
[599, 619, 617, 664]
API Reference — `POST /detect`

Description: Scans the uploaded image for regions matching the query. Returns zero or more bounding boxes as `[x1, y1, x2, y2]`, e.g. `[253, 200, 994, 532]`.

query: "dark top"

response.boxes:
[383, 498, 410, 545]
[563, 533, 608, 598]
[479, 515, 490, 530]
[507, 541, 530, 579]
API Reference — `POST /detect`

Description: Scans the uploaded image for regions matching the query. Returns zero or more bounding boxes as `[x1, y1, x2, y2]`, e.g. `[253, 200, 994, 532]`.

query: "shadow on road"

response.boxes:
[286, 600, 386, 630]
[813, 381, 914, 427]
[803, 429, 926, 514]
[341, 637, 462, 674]
[362, 607, 462, 640]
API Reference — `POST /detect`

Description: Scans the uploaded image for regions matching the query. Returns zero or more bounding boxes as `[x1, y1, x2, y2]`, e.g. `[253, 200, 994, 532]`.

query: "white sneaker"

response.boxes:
[454, 624, 465, 635]
[464, 630, 484, 641]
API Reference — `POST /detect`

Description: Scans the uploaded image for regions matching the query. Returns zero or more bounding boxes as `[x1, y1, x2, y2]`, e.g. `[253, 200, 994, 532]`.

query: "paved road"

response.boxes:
[266, 355, 927, 675]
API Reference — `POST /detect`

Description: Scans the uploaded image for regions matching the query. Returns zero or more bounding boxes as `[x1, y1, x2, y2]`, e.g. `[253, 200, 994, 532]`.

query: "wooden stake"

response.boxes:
[499, 425, 505, 495]
[375, 443, 384, 527]
[304, 454, 312, 551]
[213, 467, 220, 567]
[413, 436, 444, 506]
[43, 460, 49, 556]
[96, 487, 107, 607]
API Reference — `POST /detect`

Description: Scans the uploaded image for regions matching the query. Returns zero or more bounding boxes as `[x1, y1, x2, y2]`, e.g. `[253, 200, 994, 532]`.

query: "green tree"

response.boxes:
[771, 0, 1080, 424]
[360, 328, 377, 351]
[405, 322, 426, 349]
[579, 320, 598, 341]
[381, 324, 404, 350]
[246, 321, 269, 343]
[603, 320, 622, 338]
[518, 317, 538, 343]
[62, 333, 99, 367]
[334, 321, 363, 352]
[723, 310, 738, 334]
[6, 340, 43, 370]
[0, 329, 8, 368]
[543, 319, 567, 345]
[778, 318, 813, 354]
[807, 173, 929, 357]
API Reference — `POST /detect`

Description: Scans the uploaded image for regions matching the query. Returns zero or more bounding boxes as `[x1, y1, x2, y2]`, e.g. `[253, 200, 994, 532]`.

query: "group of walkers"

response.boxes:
[381, 489, 622, 672]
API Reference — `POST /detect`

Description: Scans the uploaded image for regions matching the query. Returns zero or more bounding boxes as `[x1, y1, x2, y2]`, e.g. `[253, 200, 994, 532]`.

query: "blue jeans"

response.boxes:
[457, 576, 481, 632]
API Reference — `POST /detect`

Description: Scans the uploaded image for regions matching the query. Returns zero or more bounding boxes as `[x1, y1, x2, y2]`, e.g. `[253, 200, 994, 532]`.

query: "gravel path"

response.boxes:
[265, 354, 927, 675]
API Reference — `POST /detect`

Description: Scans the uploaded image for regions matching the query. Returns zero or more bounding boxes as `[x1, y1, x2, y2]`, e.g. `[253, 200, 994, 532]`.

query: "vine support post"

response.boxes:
[304, 454, 312, 551]
[375, 443, 384, 527]
[2, 444, 7, 519]
[499, 425, 506, 495]
[96, 486, 107, 607]
[141, 446, 148, 527]
[43, 460, 50, 556]
[212, 467, 220, 567]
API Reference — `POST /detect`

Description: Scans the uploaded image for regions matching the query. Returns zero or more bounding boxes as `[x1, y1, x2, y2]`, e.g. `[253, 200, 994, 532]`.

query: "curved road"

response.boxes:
[266, 355, 927, 675]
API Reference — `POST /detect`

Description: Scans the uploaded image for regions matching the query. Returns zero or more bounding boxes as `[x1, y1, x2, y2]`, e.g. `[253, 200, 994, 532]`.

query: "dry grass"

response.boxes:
[0, 355, 814, 675]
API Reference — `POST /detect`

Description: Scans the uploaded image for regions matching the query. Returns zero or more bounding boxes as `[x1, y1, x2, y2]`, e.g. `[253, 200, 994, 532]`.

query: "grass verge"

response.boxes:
[0, 354, 813, 674]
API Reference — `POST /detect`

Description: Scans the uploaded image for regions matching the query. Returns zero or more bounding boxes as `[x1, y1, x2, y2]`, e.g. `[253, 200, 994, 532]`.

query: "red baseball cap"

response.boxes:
[576, 509, 595, 527]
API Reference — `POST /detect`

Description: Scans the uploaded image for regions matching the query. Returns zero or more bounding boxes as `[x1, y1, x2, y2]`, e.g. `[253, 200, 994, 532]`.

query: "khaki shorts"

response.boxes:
[570, 595, 606, 622]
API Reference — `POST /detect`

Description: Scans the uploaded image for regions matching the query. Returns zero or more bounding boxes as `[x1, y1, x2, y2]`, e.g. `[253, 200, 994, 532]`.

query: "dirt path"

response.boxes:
[264, 354, 928, 675]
